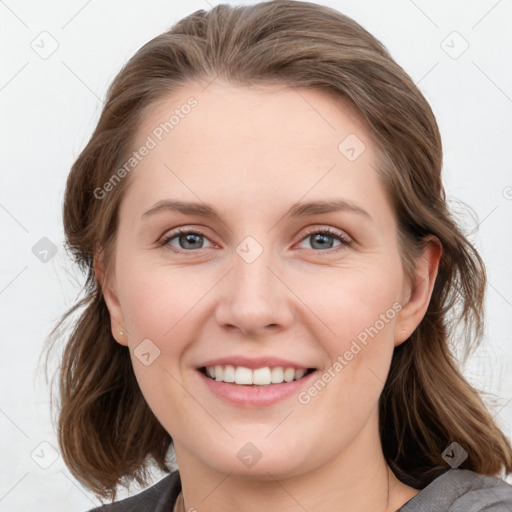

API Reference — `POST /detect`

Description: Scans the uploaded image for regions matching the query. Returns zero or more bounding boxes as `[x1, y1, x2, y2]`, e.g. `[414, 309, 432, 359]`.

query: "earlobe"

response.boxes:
[94, 247, 128, 347]
[394, 236, 442, 346]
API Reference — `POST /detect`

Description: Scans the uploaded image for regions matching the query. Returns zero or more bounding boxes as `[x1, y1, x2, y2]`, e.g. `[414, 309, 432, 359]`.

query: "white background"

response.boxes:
[1, 0, 511, 510]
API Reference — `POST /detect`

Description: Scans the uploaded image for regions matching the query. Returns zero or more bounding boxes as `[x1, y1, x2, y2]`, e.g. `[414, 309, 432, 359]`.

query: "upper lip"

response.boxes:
[197, 356, 314, 370]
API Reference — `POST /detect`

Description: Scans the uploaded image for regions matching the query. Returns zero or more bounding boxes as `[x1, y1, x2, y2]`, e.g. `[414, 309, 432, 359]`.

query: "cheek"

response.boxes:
[117, 256, 207, 341]
[305, 266, 400, 395]
[115, 258, 210, 407]
[119, 262, 196, 424]
[303, 262, 401, 340]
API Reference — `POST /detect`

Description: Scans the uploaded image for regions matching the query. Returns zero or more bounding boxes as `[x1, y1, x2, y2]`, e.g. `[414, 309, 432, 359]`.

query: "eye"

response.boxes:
[296, 227, 351, 252]
[160, 229, 215, 253]
[159, 226, 351, 254]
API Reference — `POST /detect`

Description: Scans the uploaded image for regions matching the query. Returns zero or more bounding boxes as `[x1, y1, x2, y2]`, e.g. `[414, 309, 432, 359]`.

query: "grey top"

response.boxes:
[88, 468, 512, 511]
[397, 469, 512, 511]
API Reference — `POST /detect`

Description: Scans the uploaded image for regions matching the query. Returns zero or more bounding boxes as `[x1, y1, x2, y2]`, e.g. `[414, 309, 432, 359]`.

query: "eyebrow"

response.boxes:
[141, 198, 372, 223]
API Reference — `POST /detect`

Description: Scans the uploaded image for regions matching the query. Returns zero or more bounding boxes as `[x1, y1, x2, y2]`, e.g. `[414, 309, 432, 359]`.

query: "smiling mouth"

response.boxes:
[199, 366, 317, 386]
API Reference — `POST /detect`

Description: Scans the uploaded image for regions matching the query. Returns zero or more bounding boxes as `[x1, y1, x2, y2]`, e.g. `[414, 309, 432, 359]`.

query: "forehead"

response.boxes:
[121, 80, 392, 228]
[134, 80, 374, 160]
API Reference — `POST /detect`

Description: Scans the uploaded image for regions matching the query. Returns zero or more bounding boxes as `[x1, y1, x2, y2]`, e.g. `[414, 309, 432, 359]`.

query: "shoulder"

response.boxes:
[85, 470, 181, 512]
[448, 470, 512, 512]
[399, 469, 512, 512]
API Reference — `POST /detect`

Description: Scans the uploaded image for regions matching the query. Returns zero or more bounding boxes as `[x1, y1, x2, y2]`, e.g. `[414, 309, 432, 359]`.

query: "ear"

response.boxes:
[394, 236, 442, 346]
[94, 247, 128, 347]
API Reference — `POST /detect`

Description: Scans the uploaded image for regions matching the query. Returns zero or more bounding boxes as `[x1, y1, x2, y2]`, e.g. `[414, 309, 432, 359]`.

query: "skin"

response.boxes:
[96, 80, 442, 512]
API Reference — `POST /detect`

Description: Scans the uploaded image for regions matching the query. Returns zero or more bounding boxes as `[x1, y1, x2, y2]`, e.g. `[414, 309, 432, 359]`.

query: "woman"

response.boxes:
[45, 1, 512, 511]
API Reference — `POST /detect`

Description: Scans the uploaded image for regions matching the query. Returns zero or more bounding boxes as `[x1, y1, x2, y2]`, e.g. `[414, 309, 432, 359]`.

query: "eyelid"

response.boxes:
[298, 226, 352, 245]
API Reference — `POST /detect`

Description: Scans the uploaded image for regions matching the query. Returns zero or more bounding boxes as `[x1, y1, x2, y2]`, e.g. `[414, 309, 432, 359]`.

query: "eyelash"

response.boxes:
[159, 227, 352, 254]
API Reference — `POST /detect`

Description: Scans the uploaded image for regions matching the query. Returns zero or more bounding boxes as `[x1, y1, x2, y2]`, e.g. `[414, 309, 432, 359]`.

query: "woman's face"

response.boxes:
[100, 80, 435, 479]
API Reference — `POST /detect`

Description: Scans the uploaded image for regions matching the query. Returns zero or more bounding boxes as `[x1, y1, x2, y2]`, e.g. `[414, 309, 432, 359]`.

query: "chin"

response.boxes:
[198, 440, 311, 481]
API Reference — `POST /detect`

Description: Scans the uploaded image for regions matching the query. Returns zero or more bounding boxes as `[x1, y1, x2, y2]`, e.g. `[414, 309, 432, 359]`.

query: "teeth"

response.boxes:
[223, 365, 235, 383]
[204, 365, 309, 385]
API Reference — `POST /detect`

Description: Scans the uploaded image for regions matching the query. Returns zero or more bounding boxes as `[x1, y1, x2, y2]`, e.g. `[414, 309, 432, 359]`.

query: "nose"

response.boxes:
[214, 247, 295, 337]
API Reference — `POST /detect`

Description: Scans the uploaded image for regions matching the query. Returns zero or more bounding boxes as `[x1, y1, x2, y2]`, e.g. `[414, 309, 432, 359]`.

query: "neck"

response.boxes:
[174, 410, 418, 512]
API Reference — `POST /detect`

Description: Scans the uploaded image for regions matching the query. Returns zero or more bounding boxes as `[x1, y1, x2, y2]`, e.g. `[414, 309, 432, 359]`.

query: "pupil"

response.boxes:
[312, 233, 332, 249]
[182, 233, 202, 249]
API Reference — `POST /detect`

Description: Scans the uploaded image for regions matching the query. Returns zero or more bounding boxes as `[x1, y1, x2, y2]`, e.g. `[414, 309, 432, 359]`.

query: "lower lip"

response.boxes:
[197, 369, 317, 407]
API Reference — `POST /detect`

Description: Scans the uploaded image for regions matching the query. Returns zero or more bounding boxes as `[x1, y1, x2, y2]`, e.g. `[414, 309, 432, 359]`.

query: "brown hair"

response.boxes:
[43, 0, 512, 502]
